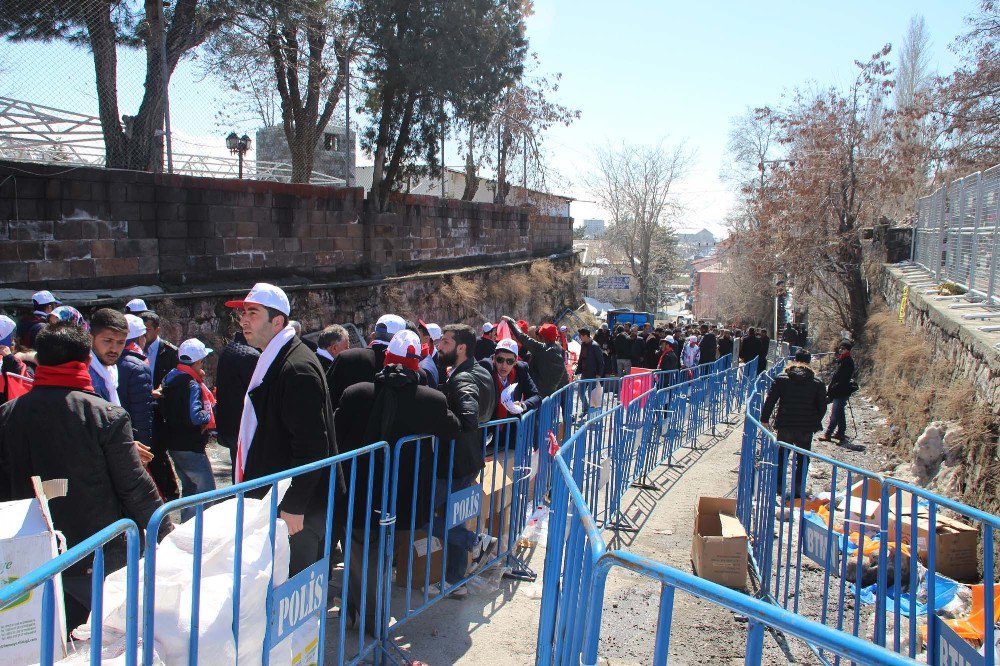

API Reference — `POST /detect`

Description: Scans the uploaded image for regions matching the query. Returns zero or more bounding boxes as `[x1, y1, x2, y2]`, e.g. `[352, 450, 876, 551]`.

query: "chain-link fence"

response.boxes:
[0, 0, 355, 185]
[912, 164, 1000, 305]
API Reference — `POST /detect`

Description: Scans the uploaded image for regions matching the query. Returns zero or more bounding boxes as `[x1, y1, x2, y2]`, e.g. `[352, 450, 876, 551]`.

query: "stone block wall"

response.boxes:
[0, 161, 572, 290]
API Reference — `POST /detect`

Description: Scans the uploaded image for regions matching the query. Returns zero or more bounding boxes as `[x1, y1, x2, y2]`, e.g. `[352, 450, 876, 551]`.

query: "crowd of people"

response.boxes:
[0, 283, 841, 636]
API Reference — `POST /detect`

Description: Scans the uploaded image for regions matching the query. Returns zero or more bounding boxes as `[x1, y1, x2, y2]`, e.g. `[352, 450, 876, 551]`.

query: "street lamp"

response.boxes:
[226, 132, 251, 179]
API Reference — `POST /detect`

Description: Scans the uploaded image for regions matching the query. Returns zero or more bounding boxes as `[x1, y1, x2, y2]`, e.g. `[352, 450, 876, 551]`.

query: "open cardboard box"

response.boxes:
[691, 496, 748, 589]
[886, 507, 979, 581]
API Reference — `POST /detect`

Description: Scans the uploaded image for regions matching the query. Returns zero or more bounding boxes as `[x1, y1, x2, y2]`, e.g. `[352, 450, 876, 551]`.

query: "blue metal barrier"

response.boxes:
[741, 354, 1000, 665]
[537, 381, 920, 666]
[0, 519, 141, 666]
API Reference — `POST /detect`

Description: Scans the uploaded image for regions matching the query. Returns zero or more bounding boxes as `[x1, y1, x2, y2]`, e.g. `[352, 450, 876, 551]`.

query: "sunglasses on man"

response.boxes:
[494, 355, 517, 366]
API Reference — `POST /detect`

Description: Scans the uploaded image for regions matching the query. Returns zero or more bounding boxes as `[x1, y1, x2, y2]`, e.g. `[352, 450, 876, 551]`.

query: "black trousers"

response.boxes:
[776, 428, 813, 499]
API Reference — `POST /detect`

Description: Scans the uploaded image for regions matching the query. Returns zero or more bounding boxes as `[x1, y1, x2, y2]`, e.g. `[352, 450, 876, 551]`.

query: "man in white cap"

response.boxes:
[15, 290, 60, 349]
[474, 322, 497, 361]
[327, 313, 405, 409]
[417, 320, 444, 389]
[159, 339, 218, 521]
[124, 298, 149, 314]
[226, 282, 340, 574]
[115, 314, 155, 456]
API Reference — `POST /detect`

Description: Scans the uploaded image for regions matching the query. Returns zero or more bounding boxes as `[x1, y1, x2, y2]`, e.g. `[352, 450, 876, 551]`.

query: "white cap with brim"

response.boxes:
[372, 314, 406, 345]
[178, 339, 214, 364]
[225, 282, 291, 316]
[482, 322, 494, 334]
[32, 290, 60, 307]
[0, 315, 14, 346]
[125, 298, 149, 313]
[495, 338, 519, 357]
[424, 323, 443, 341]
[125, 314, 147, 341]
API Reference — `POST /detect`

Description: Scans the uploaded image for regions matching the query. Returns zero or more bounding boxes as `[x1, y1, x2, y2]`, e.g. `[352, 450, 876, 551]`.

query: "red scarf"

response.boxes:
[493, 369, 510, 419]
[126, 342, 149, 366]
[176, 364, 217, 432]
[33, 361, 94, 392]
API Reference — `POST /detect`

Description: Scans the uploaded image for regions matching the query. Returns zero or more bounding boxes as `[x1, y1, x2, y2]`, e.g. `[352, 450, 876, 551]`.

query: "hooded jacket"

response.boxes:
[160, 368, 213, 453]
[509, 325, 569, 397]
[335, 366, 461, 528]
[827, 352, 857, 399]
[760, 365, 828, 432]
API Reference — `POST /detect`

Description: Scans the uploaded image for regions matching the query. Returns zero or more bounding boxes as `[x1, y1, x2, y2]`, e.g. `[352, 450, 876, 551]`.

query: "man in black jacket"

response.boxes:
[214, 331, 260, 474]
[760, 349, 828, 499]
[0, 322, 166, 630]
[718, 329, 734, 365]
[327, 314, 404, 409]
[612, 325, 631, 376]
[819, 340, 857, 443]
[739, 328, 762, 370]
[316, 324, 350, 386]
[576, 328, 605, 412]
[139, 311, 182, 500]
[503, 317, 569, 398]
[698, 324, 718, 365]
[436, 324, 497, 588]
[227, 283, 340, 575]
[479, 338, 542, 420]
[474, 322, 497, 361]
[335, 329, 462, 622]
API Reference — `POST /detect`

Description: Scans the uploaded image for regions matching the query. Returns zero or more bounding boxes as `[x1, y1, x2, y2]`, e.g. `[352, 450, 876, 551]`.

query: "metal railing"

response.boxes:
[912, 164, 1000, 305]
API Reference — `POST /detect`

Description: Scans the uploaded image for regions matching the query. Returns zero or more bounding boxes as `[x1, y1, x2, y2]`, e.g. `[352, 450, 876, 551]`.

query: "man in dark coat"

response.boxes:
[327, 314, 404, 409]
[227, 283, 341, 575]
[479, 338, 542, 420]
[739, 328, 762, 370]
[820, 340, 857, 443]
[15, 290, 59, 350]
[474, 322, 497, 361]
[0, 321, 167, 630]
[698, 324, 718, 365]
[335, 329, 462, 626]
[718, 329, 734, 364]
[612, 325, 631, 376]
[576, 328, 605, 412]
[761, 349, 828, 498]
[643, 329, 662, 369]
[139, 311, 182, 500]
[117, 314, 155, 451]
[215, 331, 260, 473]
[140, 311, 179, 391]
[435, 324, 498, 590]
[629, 328, 645, 368]
[757, 329, 771, 375]
[503, 317, 569, 398]
[316, 324, 351, 387]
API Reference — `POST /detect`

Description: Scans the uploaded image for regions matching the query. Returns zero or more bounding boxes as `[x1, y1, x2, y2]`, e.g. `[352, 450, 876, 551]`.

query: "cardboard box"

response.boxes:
[886, 509, 979, 581]
[0, 478, 67, 661]
[476, 457, 516, 551]
[836, 495, 881, 537]
[394, 529, 444, 589]
[691, 497, 748, 589]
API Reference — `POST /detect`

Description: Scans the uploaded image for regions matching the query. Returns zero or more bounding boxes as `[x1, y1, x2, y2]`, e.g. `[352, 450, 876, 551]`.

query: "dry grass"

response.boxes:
[863, 300, 999, 514]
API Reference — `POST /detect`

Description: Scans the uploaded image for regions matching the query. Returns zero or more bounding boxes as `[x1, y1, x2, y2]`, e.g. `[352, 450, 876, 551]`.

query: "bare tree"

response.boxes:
[586, 141, 691, 312]
[895, 15, 932, 112]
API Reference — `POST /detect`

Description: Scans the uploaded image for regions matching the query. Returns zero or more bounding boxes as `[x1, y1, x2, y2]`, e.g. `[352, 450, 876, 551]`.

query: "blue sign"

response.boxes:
[446, 484, 483, 529]
[801, 517, 840, 570]
[935, 616, 985, 666]
[596, 275, 631, 290]
[269, 557, 329, 646]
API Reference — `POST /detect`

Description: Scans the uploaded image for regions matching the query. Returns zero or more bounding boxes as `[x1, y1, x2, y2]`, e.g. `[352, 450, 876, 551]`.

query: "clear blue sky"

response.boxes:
[524, 0, 976, 233]
[0, 1, 978, 234]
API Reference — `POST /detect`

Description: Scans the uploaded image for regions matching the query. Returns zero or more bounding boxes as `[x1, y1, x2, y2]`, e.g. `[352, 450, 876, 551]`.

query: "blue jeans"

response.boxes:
[825, 398, 847, 439]
[168, 450, 217, 522]
[429, 473, 480, 584]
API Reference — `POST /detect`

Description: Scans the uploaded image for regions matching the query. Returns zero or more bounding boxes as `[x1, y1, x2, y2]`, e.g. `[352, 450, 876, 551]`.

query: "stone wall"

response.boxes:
[880, 264, 1000, 415]
[0, 160, 571, 290]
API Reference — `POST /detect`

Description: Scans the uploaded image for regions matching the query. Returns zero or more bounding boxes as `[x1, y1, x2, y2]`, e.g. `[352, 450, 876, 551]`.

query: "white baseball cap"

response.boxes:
[178, 338, 214, 364]
[386, 330, 422, 360]
[424, 322, 443, 341]
[125, 314, 147, 341]
[125, 298, 149, 313]
[225, 282, 291, 316]
[372, 314, 406, 345]
[495, 338, 519, 357]
[32, 290, 60, 306]
[0, 315, 15, 345]
[482, 322, 494, 333]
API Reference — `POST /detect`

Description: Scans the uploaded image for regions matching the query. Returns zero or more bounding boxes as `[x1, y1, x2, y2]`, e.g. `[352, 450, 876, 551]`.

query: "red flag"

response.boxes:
[619, 368, 653, 408]
[495, 319, 513, 340]
[547, 430, 559, 457]
[2, 373, 33, 399]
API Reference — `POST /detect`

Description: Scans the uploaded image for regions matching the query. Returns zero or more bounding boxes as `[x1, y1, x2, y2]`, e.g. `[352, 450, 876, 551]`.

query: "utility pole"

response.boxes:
[344, 55, 352, 187]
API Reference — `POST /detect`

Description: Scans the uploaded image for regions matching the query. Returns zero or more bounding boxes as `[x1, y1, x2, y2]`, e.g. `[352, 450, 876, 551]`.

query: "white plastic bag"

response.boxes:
[589, 383, 604, 409]
[97, 482, 291, 665]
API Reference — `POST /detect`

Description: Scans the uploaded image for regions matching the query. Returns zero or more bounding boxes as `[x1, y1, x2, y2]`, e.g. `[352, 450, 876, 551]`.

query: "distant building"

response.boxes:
[583, 219, 606, 238]
[354, 166, 573, 217]
[255, 124, 356, 185]
[574, 239, 639, 308]
[676, 228, 718, 261]
[691, 253, 724, 321]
